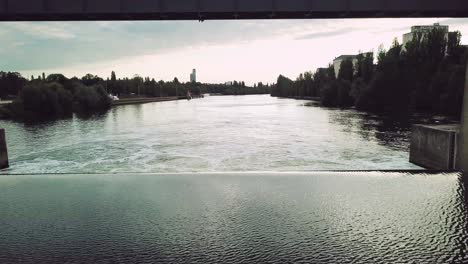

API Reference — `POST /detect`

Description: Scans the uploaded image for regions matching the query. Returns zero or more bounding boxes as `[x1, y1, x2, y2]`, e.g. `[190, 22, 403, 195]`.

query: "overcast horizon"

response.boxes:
[1, 18, 468, 85]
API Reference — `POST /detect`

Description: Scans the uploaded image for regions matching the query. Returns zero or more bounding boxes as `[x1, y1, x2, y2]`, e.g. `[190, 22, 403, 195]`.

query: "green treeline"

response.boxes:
[0, 74, 111, 120]
[272, 29, 467, 117]
[106, 73, 270, 96]
[202, 81, 271, 95]
[0, 71, 269, 121]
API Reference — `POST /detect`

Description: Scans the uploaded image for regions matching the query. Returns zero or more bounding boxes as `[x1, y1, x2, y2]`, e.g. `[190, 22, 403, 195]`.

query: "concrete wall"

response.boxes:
[410, 125, 459, 170]
[459, 60, 468, 172]
[0, 128, 8, 169]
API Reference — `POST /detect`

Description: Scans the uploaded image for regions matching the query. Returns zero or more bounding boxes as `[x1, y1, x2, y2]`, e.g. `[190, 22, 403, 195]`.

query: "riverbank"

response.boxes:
[112, 95, 204, 106]
[0, 95, 204, 120]
[112, 96, 185, 106]
[276, 96, 321, 101]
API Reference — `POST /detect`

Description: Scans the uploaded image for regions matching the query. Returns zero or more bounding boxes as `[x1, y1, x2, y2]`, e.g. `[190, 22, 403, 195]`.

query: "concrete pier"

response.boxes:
[410, 124, 459, 170]
[410, 60, 468, 172]
[0, 128, 8, 169]
[460, 62, 468, 172]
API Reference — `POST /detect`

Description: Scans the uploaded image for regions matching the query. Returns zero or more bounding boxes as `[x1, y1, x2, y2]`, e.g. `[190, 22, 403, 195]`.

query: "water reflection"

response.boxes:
[0, 172, 466, 263]
[327, 110, 413, 151]
[74, 109, 110, 121]
[454, 174, 468, 261]
[326, 108, 459, 152]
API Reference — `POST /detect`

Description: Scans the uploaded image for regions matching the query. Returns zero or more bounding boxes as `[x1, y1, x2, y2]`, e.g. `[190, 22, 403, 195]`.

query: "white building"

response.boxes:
[333, 55, 358, 79]
[402, 23, 449, 50]
[190, 69, 197, 83]
[332, 52, 372, 79]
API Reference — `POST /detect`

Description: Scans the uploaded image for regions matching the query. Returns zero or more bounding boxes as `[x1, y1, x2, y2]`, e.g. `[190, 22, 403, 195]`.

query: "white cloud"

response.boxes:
[10, 18, 468, 84]
[5, 22, 76, 39]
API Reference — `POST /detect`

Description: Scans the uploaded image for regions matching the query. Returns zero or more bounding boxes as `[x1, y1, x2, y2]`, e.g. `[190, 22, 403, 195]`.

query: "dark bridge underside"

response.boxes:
[1, 0, 468, 21]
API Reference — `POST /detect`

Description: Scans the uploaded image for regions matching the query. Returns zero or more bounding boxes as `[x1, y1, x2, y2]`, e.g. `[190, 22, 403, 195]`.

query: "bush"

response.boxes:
[21, 82, 73, 119]
[1, 81, 111, 121]
[73, 84, 111, 112]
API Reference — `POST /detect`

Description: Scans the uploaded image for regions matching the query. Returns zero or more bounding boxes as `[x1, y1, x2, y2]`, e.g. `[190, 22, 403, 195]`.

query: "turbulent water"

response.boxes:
[0, 95, 420, 173]
[1, 172, 467, 263]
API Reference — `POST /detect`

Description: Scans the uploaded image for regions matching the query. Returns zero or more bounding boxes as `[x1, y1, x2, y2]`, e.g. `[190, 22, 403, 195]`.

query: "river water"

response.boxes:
[0, 94, 421, 173]
[2, 95, 468, 263]
[1, 172, 467, 263]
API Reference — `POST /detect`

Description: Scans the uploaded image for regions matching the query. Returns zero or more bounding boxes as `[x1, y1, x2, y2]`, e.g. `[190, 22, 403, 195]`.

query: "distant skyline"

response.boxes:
[1, 18, 468, 85]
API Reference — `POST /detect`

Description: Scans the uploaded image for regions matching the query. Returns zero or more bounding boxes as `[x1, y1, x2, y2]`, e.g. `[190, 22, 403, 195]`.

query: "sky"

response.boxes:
[1, 18, 468, 85]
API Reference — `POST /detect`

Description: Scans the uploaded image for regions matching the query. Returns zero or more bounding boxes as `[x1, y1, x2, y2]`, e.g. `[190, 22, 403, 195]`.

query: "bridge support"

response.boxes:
[460, 61, 468, 173]
[0, 128, 8, 169]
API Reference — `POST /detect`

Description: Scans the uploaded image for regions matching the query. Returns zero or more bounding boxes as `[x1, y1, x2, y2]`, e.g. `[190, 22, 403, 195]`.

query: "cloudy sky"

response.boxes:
[1, 18, 468, 85]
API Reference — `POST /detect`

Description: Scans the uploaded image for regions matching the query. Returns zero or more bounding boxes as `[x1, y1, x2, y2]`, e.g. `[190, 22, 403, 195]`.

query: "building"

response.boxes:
[333, 55, 358, 79]
[315, 67, 329, 76]
[402, 23, 449, 50]
[332, 52, 372, 78]
[190, 69, 197, 83]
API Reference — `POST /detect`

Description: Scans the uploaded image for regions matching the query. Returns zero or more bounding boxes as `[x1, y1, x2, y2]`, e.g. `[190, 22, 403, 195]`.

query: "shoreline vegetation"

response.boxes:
[0, 71, 271, 122]
[271, 28, 467, 119]
[1, 28, 465, 123]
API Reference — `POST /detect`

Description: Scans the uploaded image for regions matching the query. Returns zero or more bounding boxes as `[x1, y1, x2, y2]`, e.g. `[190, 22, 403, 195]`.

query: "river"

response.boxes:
[1, 172, 467, 263]
[0, 94, 422, 173]
[3, 95, 468, 263]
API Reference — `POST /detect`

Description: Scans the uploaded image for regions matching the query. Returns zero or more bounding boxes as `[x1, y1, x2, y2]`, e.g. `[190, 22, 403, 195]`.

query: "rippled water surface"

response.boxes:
[1, 172, 467, 263]
[0, 95, 420, 173]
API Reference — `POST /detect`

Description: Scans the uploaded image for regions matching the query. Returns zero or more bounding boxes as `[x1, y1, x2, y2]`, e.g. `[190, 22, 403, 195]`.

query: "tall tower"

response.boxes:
[190, 69, 197, 83]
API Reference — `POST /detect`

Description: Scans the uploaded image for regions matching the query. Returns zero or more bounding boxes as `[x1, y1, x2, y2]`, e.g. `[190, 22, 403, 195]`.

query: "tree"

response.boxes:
[73, 83, 111, 112]
[326, 64, 336, 81]
[272, 75, 293, 97]
[0, 72, 27, 98]
[46, 74, 68, 84]
[338, 59, 354, 82]
[446, 31, 463, 64]
[359, 39, 408, 113]
[20, 82, 73, 119]
[320, 80, 353, 107]
[303, 71, 313, 97]
[81, 74, 102, 86]
[355, 52, 374, 83]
